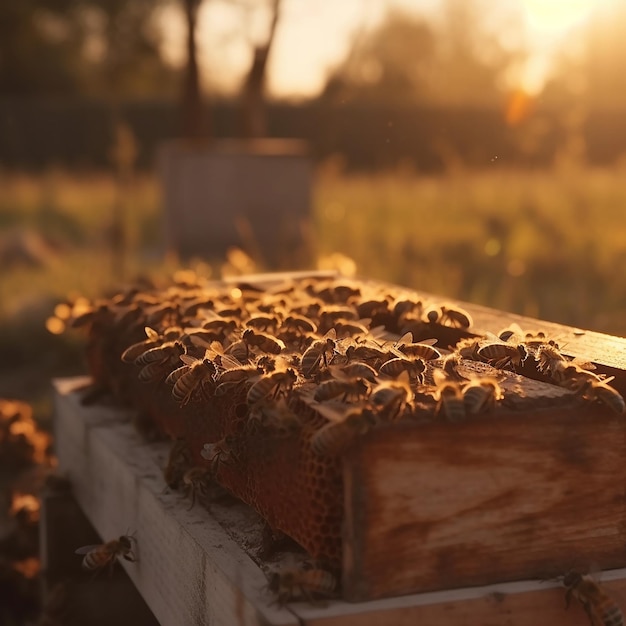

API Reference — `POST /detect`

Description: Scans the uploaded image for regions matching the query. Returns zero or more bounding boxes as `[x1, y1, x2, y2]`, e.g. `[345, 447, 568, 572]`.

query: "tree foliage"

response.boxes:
[321, 0, 516, 108]
[0, 0, 176, 97]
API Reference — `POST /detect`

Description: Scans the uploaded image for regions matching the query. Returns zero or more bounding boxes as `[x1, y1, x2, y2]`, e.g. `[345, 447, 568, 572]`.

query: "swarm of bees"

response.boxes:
[65, 272, 626, 581]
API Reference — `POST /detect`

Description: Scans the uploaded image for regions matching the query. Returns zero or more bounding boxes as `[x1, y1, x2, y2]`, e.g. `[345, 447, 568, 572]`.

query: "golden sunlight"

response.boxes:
[522, 0, 619, 33]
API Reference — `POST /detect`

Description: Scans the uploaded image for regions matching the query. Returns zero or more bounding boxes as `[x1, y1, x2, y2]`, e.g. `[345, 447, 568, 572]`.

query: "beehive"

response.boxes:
[64, 271, 626, 600]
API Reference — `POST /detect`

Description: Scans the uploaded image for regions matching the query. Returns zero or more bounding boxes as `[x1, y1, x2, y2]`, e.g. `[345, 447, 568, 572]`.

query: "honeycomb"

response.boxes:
[63, 272, 625, 570]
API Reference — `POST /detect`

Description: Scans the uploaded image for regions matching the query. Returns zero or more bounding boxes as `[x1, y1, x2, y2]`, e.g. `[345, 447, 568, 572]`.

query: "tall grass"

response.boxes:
[2, 165, 626, 413]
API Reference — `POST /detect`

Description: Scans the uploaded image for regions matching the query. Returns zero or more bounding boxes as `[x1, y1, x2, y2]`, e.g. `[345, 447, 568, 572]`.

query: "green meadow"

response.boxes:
[2, 166, 626, 413]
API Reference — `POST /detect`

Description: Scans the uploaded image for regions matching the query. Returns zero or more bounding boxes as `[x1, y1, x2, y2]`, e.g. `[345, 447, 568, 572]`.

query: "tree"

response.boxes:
[321, 9, 436, 105]
[0, 0, 176, 97]
[320, 1, 516, 108]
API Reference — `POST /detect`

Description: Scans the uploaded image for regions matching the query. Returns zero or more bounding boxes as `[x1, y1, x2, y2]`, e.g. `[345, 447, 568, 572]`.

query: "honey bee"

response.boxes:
[267, 566, 338, 605]
[310, 405, 377, 456]
[574, 376, 626, 414]
[562, 570, 624, 626]
[120, 326, 161, 363]
[163, 438, 192, 489]
[425, 304, 473, 328]
[455, 336, 483, 361]
[477, 340, 527, 370]
[166, 354, 216, 405]
[379, 355, 425, 382]
[301, 330, 337, 377]
[370, 373, 413, 421]
[433, 370, 466, 422]
[248, 398, 301, 436]
[134, 340, 185, 366]
[394, 334, 441, 360]
[357, 298, 391, 319]
[181, 467, 214, 509]
[75, 535, 136, 575]
[335, 361, 378, 383]
[247, 368, 298, 405]
[391, 296, 423, 320]
[201, 436, 236, 474]
[282, 314, 317, 334]
[535, 344, 567, 377]
[242, 328, 285, 355]
[245, 314, 280, 332]
[314, 371, 370, 402]
[462, 378, 503, 415]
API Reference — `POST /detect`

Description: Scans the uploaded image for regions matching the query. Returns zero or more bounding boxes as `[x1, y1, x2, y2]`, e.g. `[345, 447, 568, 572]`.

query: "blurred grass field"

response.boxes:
[2, 165, 626, 416]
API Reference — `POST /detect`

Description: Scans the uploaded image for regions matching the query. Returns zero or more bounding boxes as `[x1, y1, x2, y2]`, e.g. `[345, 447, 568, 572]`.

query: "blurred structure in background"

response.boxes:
[157, 0, 313, 267]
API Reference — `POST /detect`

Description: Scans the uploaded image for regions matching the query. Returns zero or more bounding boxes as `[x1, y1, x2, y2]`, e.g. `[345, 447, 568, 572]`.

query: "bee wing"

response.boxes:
[369, 325, 391, 340]
[75, 544, 101, 555]
[309, 401, 354, 423]
[179, 354, 198, 366]
[497, 323, 524, 342]
[189, 335, 212, 349]
[396, 331, 414, 346]
[145, 326, 159, 339]
[220, 354, 243, 369]
[416, 337, 439, 346]
[323, 328, 337, 340]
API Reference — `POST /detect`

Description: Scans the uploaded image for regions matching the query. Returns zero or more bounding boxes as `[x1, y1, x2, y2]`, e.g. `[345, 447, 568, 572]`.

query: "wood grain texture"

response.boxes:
[293, 572, 626, 626]
[53, 377, 298, 626]
[342, 407, 626, 601]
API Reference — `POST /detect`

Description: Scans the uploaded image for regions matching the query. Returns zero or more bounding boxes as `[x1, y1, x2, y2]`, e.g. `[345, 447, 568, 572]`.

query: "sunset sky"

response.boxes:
[159, 0, 621, 98]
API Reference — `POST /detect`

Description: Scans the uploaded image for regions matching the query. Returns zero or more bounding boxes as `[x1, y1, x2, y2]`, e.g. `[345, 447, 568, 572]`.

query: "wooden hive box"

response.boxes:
[340, 296, 626, 601]
[56, 274, 626, 619]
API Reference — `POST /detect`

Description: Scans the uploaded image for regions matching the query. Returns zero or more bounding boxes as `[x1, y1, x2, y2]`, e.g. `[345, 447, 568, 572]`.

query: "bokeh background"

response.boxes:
[2, 0, 626, 425]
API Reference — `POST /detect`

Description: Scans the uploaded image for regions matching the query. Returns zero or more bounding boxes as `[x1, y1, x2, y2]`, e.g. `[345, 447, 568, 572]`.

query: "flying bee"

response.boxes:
[267, 566, 338, 605]
[75, 535, 136, 575]
[310, 405, 377, 456]
[181, 467, 214, 509]
[242, 328, 285, 355]
[163, 438, 192, 489]
[477, 339, 527, 370]
[370, 372, 413, 421]
[379, 355, 426, 383]
[433, 370, 466, 422]
[462, 378, 503, 415]
[166, 354, 217, 405]
[247, 368, 298, 405]
[314, 370, 370, 402]
[562, 570, 624, 626]
[301, 330, 337, 377]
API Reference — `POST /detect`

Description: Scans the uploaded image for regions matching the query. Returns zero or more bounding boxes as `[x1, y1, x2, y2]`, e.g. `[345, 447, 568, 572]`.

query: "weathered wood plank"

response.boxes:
[53, 377, 299, 626]
[342, 406, 626, 601]
[293, 572, 626, 626]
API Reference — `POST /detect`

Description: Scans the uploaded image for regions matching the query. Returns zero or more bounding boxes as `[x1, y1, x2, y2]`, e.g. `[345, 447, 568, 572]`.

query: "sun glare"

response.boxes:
[522, 0, 595, 33]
